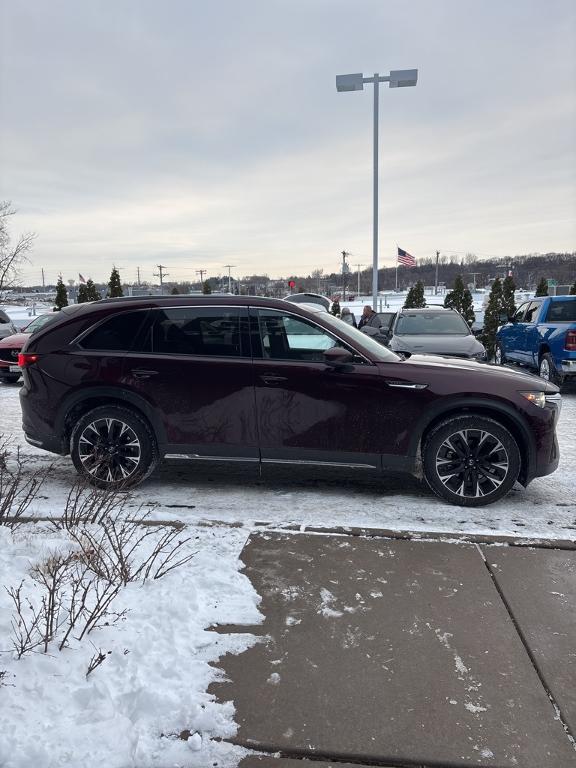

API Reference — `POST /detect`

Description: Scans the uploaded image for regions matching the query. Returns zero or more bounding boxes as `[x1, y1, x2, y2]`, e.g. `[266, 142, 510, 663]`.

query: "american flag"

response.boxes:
[397, 247, 416, 267]
[78, 273, 87, 283]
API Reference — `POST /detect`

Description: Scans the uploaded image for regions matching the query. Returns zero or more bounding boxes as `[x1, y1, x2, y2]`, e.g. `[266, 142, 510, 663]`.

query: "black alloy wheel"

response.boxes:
[423, 415, 520, 507]
[70, 405, 158, 489]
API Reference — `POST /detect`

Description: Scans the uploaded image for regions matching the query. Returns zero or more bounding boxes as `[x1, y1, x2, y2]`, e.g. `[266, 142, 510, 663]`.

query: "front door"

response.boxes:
[251, 308, 387, 468]
[122, 305, 258, 459]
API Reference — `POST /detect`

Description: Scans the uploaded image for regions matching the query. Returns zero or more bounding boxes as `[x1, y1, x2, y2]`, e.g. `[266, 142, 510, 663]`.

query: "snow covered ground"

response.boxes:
[1, 291, 575, 768]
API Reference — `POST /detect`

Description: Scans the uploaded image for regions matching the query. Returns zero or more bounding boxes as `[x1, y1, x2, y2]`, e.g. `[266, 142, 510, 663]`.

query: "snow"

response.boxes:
[0, 318, 575, 766]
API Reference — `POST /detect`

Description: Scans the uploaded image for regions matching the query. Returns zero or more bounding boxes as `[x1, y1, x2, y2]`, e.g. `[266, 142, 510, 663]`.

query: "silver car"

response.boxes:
[387, 308, 486, 360]
[0, 309, 17, 340]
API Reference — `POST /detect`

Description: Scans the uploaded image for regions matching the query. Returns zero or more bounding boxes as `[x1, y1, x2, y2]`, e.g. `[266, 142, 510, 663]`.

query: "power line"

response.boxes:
[153, 264, 169, 295]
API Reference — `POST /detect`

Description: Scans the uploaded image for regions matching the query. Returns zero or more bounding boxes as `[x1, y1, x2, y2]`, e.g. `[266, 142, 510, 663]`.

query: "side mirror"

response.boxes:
[323, 347, 354, 367]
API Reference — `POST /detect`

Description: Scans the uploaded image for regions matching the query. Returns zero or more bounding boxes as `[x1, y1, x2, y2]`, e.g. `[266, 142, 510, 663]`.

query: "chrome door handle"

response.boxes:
[387, 382, 428, 390]
[131, 368, 159, 379]
[260, 374, 288, 385]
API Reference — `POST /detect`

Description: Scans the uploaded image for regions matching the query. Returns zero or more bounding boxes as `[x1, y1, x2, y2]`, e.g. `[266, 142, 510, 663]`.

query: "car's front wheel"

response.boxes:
[70, 405, 159, 489]
[422, 415, 520, 507]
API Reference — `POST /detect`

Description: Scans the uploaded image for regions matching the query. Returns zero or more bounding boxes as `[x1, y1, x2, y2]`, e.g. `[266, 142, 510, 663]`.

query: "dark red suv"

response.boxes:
[18, 295, 561, 506]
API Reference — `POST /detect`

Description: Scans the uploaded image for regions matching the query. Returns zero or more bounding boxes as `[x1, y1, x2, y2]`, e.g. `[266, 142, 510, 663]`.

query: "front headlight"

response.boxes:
[519, 391, 546, 408]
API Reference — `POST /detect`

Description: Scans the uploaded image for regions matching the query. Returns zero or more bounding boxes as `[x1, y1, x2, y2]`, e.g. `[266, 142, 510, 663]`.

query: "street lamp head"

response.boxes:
[336, 73, 364, 92]
[389, 69, 418, 88]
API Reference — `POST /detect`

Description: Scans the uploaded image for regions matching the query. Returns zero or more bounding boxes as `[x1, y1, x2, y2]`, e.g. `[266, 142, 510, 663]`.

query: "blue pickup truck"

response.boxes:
[495, 295, 576, 385]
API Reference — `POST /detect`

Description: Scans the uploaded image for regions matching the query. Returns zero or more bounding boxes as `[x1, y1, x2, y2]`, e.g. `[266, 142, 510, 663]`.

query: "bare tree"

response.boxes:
[0, 201, 37, 294]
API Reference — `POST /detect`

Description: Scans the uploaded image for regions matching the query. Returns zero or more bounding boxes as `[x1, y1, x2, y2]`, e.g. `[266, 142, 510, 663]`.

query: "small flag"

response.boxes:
[397, 247, 416, 267]
[79, 273, 86, 283]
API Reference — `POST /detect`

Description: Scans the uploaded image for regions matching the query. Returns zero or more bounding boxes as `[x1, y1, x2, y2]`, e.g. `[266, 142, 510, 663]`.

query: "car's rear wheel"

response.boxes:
[70, 405, 158, 489]
[539, 353, 562, 386]
[422, 415, 520, 507]
[494, 343, 506, 366]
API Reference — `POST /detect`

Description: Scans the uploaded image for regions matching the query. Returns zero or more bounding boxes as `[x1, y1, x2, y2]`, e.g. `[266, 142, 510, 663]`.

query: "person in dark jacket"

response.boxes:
[357, 305, 381, 331]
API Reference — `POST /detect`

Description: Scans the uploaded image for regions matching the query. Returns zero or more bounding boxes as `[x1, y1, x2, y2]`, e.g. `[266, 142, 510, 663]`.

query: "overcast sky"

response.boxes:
[1, 0, 575, 286]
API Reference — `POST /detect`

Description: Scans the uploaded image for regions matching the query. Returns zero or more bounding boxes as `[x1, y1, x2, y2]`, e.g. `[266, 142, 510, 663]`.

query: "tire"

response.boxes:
[494, 343, 506, 366]
[422, 415, 521, 507]
[538, 353, 562, 386]
[70, 405, 159, 489]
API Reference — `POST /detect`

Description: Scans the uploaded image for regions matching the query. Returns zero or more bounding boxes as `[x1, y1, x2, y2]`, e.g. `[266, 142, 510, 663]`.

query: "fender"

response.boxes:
[56, 385, 168, 449]
[407, 395, 536, 473]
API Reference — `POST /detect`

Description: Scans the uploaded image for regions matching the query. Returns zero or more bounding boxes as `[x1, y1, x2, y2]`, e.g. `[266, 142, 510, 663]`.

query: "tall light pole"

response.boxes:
[336, 69, 418, 310]
[224, 264, 236, 294]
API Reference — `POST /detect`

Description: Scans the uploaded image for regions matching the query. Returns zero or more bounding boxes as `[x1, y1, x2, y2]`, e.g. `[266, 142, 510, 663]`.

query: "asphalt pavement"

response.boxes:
[210, 530, 576, 768]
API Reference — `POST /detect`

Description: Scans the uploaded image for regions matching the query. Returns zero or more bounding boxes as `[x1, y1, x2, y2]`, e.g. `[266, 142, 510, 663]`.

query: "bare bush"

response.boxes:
[7, 486, 195, 660]
[0, 436, 49, 528]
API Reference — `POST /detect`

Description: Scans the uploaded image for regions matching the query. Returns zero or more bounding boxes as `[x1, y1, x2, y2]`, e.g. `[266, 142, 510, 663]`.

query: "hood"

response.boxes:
[390, 334, 485, 357]
[398, 353, 559, 392]
[0, 332, 30, 348]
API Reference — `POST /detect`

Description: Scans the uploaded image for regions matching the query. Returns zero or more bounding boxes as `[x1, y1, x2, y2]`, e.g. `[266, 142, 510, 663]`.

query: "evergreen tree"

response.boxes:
[460, 289, 476, 326]
[443, 275, 465, 311]
[535, 277, 549, 296]
[481, 278, 503, 359]
[443, 274, 475, 326]
[570, 280, 576, 295]
[107, 267, 123, 298]
[54, 276, 68, 310]
[331, 299, 341, 316]
[170, 286, 179, 295]
[85, 279, 101, 301]
[77, 283, 89, 303]
[404, 281, 426, 309]
[202, 280, 212, 295]
[502, 275, 516, 319]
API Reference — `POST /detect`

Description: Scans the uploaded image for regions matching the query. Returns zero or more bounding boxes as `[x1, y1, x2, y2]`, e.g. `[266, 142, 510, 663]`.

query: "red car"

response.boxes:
[0, 314, 55, 383]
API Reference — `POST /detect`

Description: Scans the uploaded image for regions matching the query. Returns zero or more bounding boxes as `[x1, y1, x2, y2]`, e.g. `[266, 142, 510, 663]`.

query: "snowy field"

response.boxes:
[1, 292, 575, 768]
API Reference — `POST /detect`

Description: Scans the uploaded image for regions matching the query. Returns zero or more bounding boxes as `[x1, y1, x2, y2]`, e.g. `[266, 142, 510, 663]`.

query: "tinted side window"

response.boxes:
[512, 303, 529, 322]
[545, 300, 576, 322]
[138, 307, 249, 357]
[80, 311, 149, 351]
[524, 302, 542, 323]
[258, 309, 346, 362]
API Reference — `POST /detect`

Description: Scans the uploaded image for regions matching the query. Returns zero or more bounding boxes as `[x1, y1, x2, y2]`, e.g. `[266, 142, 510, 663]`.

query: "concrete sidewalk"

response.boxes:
[210, 531, 576, 768]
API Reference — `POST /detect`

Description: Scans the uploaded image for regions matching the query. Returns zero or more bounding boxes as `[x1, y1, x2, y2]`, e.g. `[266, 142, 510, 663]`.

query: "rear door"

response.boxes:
[122, 305, 258, 459]
[521, 300, 544, 366]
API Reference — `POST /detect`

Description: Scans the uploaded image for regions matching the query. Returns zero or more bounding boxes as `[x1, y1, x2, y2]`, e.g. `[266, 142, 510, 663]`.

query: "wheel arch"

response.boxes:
[413, 398, 535, 487]
[58, 387, 166, 453]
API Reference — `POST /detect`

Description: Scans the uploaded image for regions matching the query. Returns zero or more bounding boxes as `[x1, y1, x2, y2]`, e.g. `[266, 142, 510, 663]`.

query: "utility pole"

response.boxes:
[224, 265, 235, 294]
[467, 272, 481, 291]
[341, 250, 350, 301]
[355, 264, 364, 296]
[196, 269, 206, 286]
[434, 250, 440, 295]
[137, 267, 141, 285]
[41, 268, 45, 289]
[154, 264, 169, 295]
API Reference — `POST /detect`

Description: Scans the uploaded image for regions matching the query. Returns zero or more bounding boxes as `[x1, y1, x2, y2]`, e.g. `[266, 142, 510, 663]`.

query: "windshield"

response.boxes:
[25, 314, 56, 333]
[395, 312, 470, 336]
[320, 311, 400, 361]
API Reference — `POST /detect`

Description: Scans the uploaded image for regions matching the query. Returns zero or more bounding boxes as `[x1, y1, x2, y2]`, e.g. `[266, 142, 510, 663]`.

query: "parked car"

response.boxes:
[284, 293, 330, 311]
[19, 295, 561, 507]
[386, 308, 486, 360]
[0, 313, 56, 383]
[495, 296, 576, 386]
[0, 309, 18, 341]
